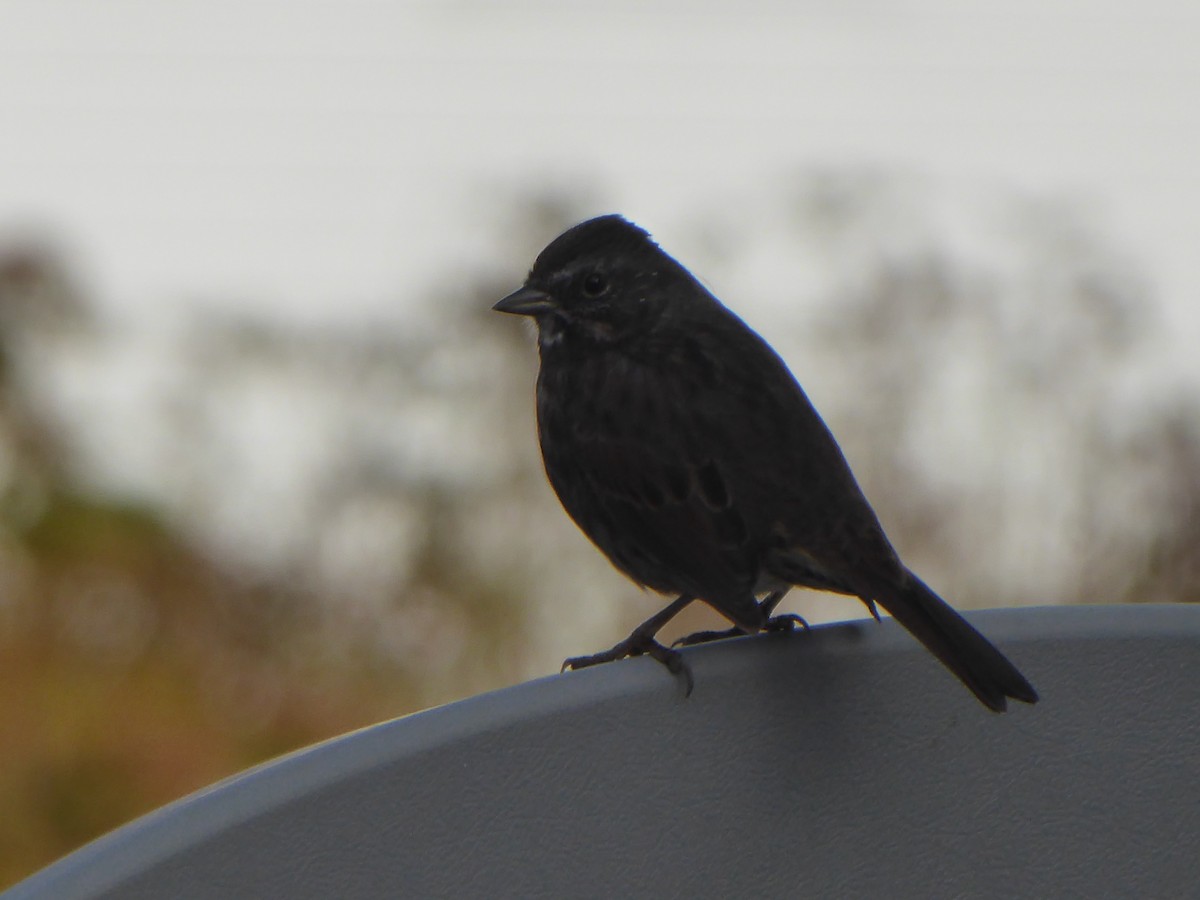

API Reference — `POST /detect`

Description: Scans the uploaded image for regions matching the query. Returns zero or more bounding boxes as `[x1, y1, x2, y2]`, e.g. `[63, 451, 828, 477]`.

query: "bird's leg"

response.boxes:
[562, 595, 697, 695]
[672, 589, 809, 648]
[758, 588, 808, 630]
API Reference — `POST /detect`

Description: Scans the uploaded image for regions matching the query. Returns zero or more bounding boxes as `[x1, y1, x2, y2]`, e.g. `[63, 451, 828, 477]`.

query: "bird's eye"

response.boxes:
[581, 272, 609, 298]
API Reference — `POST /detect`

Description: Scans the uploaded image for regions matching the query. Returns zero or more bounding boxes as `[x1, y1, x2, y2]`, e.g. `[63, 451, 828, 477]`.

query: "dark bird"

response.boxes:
[494, 214, 1038, 712]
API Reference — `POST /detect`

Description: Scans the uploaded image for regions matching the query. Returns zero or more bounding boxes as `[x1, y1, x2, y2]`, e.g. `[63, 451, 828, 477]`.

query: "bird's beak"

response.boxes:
[493, 286, 557, 316]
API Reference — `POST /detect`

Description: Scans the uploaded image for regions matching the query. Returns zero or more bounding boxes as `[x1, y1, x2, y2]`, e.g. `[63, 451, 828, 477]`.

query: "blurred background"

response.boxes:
[2, 0, 1198, 886]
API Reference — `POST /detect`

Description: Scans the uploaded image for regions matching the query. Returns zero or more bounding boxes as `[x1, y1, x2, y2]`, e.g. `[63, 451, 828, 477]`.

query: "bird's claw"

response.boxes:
[764, 613, 810, 633]
[562, 636, 693, 696]
[671, 627, 741, 648]
[642, 641, 694, 697]
[673, 613, 810, 648]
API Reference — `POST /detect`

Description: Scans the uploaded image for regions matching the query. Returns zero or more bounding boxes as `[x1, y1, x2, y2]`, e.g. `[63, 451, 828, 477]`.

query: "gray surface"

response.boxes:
[6, 604, 1199, 899]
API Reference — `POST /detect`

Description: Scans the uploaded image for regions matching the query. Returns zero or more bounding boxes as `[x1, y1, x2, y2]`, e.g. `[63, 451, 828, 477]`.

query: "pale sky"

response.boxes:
[2, 1, 1198, 375]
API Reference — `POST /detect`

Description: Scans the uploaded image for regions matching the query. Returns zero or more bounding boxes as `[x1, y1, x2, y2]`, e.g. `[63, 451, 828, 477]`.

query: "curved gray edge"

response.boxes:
[5, 603, 1197, 898]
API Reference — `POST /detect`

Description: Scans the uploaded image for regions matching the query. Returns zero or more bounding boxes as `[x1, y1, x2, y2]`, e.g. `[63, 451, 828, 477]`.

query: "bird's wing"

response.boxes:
[542, 363, 763, 630]
[675, 314, 907, 597]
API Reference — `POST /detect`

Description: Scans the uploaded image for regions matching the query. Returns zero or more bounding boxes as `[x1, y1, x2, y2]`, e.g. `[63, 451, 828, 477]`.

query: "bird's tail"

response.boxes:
[876, 572, 1038, 712]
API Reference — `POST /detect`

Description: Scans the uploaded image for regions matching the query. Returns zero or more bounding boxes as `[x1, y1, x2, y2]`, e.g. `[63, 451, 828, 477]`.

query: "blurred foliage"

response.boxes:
[1, 184, 1198, 887]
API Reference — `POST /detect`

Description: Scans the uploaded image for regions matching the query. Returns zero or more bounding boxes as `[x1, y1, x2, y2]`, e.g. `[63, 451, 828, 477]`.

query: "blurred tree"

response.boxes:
[0, 183, 1196, 887]
[0, 246, 429, 886]
[784, 175, 1196, 609]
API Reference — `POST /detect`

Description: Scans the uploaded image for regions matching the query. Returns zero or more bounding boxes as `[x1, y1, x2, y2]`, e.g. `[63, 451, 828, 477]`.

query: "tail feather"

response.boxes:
[875, 572, 1039, 712]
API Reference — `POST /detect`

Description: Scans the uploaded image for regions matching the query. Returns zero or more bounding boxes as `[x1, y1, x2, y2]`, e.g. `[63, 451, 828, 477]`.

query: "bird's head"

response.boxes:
[493, 215, 688, 350]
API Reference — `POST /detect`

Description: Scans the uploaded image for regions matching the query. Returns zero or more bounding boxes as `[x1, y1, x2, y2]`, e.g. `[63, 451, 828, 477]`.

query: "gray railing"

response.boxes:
[6, 604, 1198, 898]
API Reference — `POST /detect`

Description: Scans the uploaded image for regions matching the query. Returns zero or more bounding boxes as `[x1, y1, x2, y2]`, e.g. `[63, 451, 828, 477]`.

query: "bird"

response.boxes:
[494, 214, 1038, 712]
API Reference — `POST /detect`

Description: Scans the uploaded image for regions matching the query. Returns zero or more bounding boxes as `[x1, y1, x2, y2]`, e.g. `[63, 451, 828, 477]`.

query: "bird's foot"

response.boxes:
[764, 613, 810, 633]
[671, 626, 743, 648]
[672, 613, 810, 648]
[563, 636, 693, 696]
